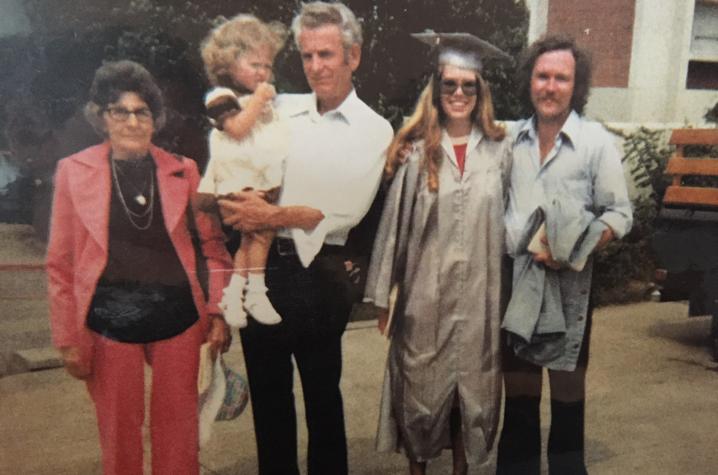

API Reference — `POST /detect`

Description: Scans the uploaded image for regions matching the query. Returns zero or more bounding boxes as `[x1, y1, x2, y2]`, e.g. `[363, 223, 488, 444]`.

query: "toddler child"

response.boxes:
[198, 14, 289, 328]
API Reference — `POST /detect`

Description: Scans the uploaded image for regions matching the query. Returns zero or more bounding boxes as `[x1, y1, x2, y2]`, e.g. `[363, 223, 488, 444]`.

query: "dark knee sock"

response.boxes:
[548, 399, 587, 475]
[497, 396, 541, 475]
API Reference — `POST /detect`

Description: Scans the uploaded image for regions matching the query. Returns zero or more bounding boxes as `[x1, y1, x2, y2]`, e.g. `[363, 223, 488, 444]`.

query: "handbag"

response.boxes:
[215, 362, 249, 421]
[198, 343, 249, 446]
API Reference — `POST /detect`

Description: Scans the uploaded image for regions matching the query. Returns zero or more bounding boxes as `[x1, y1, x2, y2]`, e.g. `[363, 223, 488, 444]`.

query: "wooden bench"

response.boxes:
[663, 128, 718, 208]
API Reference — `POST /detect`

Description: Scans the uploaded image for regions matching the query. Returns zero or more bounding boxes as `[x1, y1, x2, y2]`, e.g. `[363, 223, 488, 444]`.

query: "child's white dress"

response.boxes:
[198, 87, 288, 196]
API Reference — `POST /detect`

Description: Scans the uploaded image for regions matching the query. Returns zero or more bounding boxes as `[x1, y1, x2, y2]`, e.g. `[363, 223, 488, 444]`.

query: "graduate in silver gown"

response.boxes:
[364, 33, 512, 474]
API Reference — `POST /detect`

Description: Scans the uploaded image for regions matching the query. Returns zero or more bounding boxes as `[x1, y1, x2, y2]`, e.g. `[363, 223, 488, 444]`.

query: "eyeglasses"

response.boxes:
[440, 79, 479, 97]
[105, 106, 153, 123]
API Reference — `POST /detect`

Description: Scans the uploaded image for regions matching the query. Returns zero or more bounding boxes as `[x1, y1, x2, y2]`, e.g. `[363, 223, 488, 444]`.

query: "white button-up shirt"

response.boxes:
[275, 89, 393, 267]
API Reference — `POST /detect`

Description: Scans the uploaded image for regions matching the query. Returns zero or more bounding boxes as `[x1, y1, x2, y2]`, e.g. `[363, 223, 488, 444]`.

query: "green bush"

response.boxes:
[706, 101, 718, 125]
[593, 120, 718, 305]
[593, 127, 672, 305]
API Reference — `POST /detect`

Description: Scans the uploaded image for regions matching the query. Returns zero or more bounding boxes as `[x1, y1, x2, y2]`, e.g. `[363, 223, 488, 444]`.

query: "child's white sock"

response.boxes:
[229, 273, 247, 292]
[221, 273, 247, 328]
[244, 273, 281, 325]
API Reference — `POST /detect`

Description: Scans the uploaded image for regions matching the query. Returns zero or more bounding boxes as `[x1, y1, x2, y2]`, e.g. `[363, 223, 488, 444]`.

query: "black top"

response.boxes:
[86, 155, 198, 343]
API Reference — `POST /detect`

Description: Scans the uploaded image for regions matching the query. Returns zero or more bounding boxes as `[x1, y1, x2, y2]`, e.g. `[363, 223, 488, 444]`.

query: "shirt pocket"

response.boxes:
[546, 162, 592, 206]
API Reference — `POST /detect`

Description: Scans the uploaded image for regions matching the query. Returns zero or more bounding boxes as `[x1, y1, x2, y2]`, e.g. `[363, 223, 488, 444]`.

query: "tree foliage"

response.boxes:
[1, 0, 528, 165]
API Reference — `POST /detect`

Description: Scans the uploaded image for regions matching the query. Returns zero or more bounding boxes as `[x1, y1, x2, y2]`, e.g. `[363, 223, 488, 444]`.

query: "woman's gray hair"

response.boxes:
[83, 60, 166, 136]
[290, 2, 362, 51]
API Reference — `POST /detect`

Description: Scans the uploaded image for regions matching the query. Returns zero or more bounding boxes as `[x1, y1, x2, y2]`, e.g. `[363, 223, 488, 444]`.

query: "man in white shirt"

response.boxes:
[219, 3, 393, 474]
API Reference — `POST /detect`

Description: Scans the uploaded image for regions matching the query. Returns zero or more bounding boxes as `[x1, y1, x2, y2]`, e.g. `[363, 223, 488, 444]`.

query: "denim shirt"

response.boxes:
[504, 111, 633, 370]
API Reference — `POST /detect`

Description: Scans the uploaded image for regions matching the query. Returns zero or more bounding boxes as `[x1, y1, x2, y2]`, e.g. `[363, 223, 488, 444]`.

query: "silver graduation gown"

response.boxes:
[365, 127, 511, 464]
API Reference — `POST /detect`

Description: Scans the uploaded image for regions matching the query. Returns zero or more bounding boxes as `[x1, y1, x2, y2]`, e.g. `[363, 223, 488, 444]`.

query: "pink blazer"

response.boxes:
[46, 141, 232, 353]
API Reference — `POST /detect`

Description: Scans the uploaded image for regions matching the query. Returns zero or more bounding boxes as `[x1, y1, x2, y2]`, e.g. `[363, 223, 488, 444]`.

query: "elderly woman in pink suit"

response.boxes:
[46, 60, 232, 475]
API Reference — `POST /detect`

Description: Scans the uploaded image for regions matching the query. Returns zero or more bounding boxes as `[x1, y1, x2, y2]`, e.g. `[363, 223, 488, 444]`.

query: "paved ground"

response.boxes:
[2, 302, 718, 474]
[0, 225, 49, 376]
[2, 224, 718, 473]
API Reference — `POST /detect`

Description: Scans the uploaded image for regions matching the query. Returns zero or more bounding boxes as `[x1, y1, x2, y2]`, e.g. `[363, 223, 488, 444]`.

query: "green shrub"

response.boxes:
[593, 127, 672, 305]
[706, 101, 718, 125]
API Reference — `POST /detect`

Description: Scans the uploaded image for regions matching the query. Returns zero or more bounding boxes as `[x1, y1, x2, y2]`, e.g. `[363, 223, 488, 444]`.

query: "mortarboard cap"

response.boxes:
[411, 30, 512, 72]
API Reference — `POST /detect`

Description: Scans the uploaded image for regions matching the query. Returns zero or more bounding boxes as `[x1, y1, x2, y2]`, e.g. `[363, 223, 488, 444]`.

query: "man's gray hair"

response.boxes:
[291, 1, 363, 50]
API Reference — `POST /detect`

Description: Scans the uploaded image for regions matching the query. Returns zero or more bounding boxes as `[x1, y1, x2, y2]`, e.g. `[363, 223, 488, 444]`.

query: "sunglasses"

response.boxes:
[439, 79, 479, 97]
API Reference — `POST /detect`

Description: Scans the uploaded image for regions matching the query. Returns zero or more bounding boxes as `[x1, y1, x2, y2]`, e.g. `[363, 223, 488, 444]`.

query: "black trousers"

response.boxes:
[240, 239, 352, 475]
[496, 308, 593, 475]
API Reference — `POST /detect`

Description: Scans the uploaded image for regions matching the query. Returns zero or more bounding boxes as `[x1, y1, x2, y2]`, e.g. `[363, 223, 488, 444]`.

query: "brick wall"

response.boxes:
[547, 0, 636, 88]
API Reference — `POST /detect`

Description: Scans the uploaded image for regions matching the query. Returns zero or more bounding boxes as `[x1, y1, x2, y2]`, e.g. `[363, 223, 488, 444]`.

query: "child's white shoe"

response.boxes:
[244, 291, 281, 325]
[220, 286, 248, 328]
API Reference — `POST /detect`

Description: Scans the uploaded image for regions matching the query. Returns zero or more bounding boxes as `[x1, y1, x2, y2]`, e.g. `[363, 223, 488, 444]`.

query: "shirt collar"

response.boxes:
[516, 109, 580, 148]
[466, 125, 485, 152]
[516, 117, 537, 143]
[293, 88, 360, 124]
[331, 88, 362, 124]
[558, 110, 580, 148]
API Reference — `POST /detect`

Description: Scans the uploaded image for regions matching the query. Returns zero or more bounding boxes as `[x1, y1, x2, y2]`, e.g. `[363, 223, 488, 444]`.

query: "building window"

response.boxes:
[686, 61, 718, 89]
[687, 0, 718, 89]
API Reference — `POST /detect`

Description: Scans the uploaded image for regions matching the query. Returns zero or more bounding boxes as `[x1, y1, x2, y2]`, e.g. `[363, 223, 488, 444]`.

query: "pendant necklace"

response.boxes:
[112, 157, 151, 205]
[110, 156, 155, 230]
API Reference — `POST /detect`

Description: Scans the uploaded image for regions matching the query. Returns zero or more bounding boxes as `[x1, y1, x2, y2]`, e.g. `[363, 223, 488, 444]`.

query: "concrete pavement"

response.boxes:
[2, 223, 718, 473]
[2, 301, 718, 474]
[0, 224, 50, 377]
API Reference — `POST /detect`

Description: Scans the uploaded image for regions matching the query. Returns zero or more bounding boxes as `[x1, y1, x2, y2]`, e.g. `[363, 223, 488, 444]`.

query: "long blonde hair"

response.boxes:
[385, 71, 505, 192]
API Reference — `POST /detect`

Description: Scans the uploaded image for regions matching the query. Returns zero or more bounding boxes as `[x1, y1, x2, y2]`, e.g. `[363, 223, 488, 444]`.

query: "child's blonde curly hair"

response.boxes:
[201, 14, 288, 88]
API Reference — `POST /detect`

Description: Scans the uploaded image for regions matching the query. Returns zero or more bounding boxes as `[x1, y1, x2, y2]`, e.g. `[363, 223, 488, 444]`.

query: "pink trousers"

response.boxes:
[86, 323, 203, 475]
